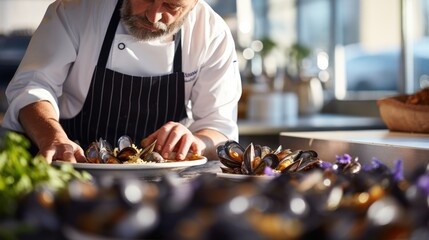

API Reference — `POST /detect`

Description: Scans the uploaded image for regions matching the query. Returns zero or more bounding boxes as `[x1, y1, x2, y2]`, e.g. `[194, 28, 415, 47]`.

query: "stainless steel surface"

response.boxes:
[239, 113, 386, 136]
[238, 114, 387, 148]
[280, 130, 429, 177]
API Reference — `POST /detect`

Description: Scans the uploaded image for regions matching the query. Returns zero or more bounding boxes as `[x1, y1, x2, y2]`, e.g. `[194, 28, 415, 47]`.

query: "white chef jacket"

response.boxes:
[3, 0, 242, 141]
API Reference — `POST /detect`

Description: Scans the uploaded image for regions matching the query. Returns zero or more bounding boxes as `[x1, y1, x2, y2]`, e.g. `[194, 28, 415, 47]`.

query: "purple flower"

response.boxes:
[371, 158, 383, 168]
[393, 160, 404, 182]
[320, 161, 333, 170]
[417, 174, 429, 196]
[363, 158, 384, 171]
[362, 165, 372, 171]
[264, 166, 280, 177]
[336, 154, 352, 164]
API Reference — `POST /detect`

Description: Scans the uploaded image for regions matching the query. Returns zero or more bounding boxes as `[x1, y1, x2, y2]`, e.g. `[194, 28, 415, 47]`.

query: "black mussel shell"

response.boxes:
[117, 147, 138, 162]
[253, 153, 280, 175]
[117, 135, 133, 151]
[217, 141, 246, 169]
[145, 151, 165, 163]
[224, 140, 245, 161]
[86, 142, 101, 163]
[242, 143, 256, 174]
[276, 150, 303, 171]
[252, 144, 273, 160]
[217, 145, 242, 169]
[99, 138, 118, 163]
[282, 150, 320, 173]
[140, 140, 157, 160]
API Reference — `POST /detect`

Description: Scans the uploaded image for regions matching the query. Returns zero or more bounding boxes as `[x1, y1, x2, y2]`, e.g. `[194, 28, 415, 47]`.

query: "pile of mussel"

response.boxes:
[15, 155, 429, 240]
[85, 136, 163, 164]
[8, 133, 429, 239]
[217, 140, 322, 175]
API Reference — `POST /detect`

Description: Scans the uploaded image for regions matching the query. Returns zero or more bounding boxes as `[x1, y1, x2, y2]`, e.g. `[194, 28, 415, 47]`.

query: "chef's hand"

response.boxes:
[141, 121, 205, 160]
[38, 137, 87, 164]
[18, 101, 87, 164]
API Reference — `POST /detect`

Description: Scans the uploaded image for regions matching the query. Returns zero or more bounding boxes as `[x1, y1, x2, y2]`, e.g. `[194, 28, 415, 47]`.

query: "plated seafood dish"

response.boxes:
[84, 135, 202, 164]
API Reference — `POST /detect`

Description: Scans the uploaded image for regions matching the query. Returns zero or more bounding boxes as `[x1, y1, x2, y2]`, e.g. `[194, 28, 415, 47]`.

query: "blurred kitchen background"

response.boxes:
[1, 0, 428, 146]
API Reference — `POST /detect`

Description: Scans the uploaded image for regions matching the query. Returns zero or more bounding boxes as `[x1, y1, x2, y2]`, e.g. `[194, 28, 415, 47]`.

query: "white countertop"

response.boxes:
[280, 129, 429, 150]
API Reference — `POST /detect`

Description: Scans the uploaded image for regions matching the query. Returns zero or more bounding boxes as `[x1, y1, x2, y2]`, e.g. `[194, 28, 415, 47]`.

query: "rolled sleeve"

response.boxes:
[3, 84, 60, 132]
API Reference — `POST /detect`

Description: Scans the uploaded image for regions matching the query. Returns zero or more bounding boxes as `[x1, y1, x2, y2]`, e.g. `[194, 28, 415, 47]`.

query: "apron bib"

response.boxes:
[61, 0, 187, 148]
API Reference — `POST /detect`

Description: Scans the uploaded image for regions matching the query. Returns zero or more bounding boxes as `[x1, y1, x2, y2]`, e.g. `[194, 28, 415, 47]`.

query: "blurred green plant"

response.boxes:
[259, 38, 277, 57]
[0, 131, 91, 218]
[286, 43, 311, 82]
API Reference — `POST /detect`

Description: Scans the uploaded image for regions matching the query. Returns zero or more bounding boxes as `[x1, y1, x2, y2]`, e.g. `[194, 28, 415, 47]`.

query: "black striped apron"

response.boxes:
[60, 0, 187, 148]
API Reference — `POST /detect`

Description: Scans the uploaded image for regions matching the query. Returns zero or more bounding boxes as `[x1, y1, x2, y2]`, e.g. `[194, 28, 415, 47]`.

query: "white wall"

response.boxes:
[0, 0, 54, 34]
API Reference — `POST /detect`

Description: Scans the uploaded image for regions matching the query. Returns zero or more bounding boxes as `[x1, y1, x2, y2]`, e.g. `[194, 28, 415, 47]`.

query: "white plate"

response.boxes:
[216, 172, 276, 181]
[52, 157, 207, 179]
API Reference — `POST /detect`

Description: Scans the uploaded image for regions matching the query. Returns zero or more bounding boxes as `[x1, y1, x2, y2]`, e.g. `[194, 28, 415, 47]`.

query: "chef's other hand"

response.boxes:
[141, 121, 205, 160]
[38, 138, 87, 164]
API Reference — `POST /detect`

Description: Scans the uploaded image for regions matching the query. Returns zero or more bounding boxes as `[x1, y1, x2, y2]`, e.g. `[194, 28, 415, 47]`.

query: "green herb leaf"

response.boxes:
[0, 131, 92, 217]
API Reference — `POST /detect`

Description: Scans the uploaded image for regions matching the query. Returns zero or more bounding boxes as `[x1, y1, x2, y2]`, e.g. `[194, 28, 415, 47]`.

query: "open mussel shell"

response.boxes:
[252, 153, 280, 175]
[241, 143, 256, 174]
[263, 153, 280, 169]
[117, 147, 138, 162]
[217, 149, 240, 169]
[85, 138, 122, 163]
[276, 148, 293, 161]
[282, 150, 321, 173]
[86, 141, 101, 163]
[140, 140, 157, 160]
[99, 138, 120, 163]
[145, 151, 164, 163]
[250, 144, 273, 160]
[242, 143, 280, 175]
[116, 135, 158, 162]
[342, 158, 362, 174]
[117, 135, 133, 151]
[225, 140, 245, 161]
[217, 140, 245, 169]
[273, 149, 302, 171]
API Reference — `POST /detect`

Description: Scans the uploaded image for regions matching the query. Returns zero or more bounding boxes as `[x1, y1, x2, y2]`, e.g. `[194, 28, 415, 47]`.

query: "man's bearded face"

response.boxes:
[120, 0, 186, 41]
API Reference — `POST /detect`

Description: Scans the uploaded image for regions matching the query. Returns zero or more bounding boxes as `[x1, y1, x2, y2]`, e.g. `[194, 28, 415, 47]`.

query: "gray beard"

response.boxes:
[120, 1, 185, 41]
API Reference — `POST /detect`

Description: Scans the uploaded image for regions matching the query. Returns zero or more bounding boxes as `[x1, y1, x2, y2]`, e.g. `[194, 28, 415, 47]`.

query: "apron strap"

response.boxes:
[97, 0, 123, 69]
[173, 30, 182, 72]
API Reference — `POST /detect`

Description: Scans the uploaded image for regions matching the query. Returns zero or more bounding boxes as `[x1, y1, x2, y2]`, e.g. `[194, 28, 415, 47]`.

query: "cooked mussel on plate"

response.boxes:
[84, 135, 201, 164]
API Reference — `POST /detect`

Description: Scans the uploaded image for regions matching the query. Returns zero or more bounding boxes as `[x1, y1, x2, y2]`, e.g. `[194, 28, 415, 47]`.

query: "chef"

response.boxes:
[2, 0, 241, 163]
